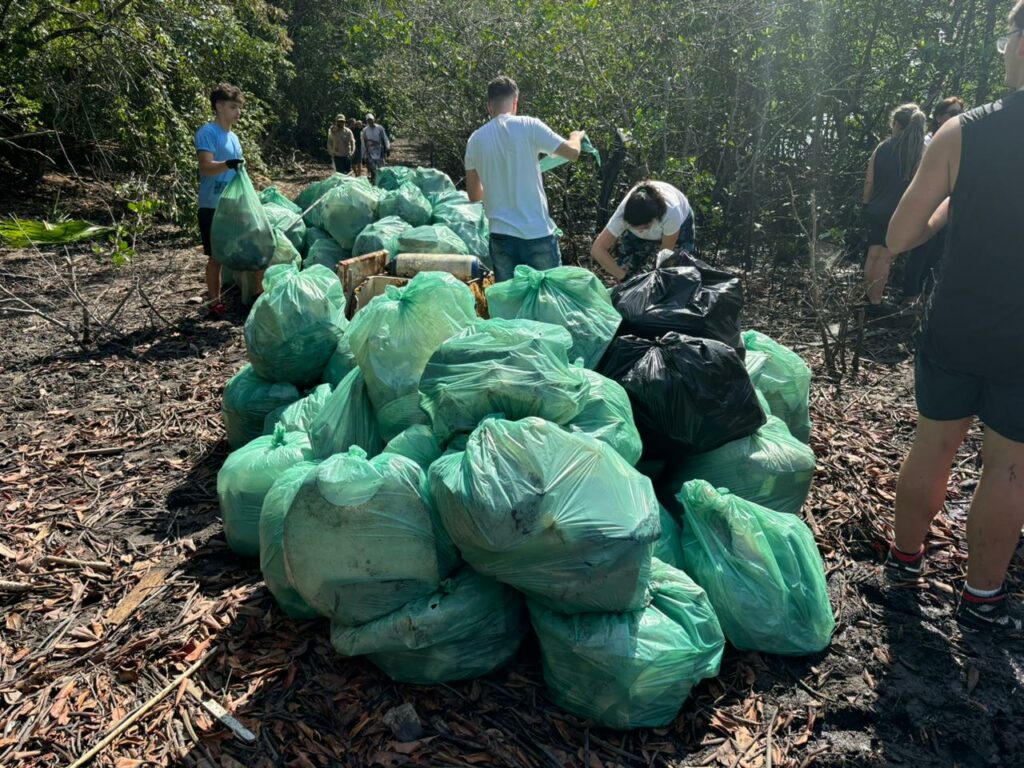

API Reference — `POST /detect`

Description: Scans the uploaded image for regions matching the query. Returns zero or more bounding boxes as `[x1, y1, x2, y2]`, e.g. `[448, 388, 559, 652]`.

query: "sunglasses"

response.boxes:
[997, 28, 1022, 53]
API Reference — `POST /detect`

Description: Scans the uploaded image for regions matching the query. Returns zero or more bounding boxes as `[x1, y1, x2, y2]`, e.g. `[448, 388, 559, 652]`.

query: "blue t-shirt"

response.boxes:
[194, 122, 242, 209]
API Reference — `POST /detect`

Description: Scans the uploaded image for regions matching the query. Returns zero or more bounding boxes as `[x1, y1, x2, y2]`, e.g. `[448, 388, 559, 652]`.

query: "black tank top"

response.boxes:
[923, 90, 1024, 380]
[866, 137, 910, 217]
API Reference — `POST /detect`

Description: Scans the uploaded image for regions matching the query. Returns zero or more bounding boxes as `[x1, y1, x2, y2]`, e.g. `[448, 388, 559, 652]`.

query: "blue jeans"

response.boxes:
[489, 233, 561, 282]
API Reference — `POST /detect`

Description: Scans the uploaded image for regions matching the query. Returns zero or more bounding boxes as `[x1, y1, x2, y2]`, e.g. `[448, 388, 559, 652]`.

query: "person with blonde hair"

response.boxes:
[861, 102, 927, 312]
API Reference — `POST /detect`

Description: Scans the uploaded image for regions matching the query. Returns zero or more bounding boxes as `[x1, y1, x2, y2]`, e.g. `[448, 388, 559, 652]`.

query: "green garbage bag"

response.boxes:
[259, 460, 322, 619]
[352, 216, 412, 260]
[397, 224, 469, 256]
[321, 335, 358, 388]
[302, 238, 349, 272]
[430, 416, 660, 613]
[220, 228, 302, 305]
[378, 183, 432, 227]
[428, 189, 470, 209]
[263, 202, 306, 252]
[743, 330, 812, 443]
[331, 567, 527, 683]
[539, 135, 602, 172]
[564, 369, 642, 466]
[375, 165, 416, 191]
[304, 225, 331, 255]
[665, 416, 816, 516]
[295, 173, 350, 218]
[347, 272, 476, 440]
[383, 425, 443, 470]
[678, 480, 834, 655]
[419, 319, 592, 442]
[321, 179, 380, 249]
[431, 202, 490, 264]
[263, 383, 333, 435]
[244, 264, 348, 386]
[308, 366, 383, 459]
[653, 506, 683, 568]
[412, 166, 456, 197]
[283, 447, 460, 625]
[486, 265, 621, 369]
[217, 425, 314, 558]
[529, 558, 724, 729]
[222, 364, 300, 449]
[259, 186, 302, 214]
[210, 167, 276, 270]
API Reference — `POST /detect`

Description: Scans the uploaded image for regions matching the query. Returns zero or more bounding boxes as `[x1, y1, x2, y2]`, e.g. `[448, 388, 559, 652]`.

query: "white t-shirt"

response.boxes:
[607, 181, 692, 241]
[464, 114, 565, 239]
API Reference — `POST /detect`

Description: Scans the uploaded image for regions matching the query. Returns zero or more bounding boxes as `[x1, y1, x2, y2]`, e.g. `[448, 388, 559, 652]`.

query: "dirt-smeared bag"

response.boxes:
[612, 256, 745, 351]
[244, 264, 348, 386]
[308, 367, 383, 459]
[347, 272, 477, 441]
[211, 167, 276, 270]
[378, 182, 432, 227]
[486, 265, 621, 369]
[678, 480, 834, 655]
[283, 447, 460, 626]
[222, 364, 301, 449]
[430, 416, 660, 613]
[529, 558, 724, 729]
[397, 224, 469, 256]
[217, 425, 314, 558]
[331, 567, 527, 683]
[599, 333, 764, 455]
[263, 383, 333, 436]
[420, 319, 592, 442]
[259, 460, 321, 619]
[665, 415, 816, 516]
[321, 178, 380, 249]
[352, 216, 412, 260]
[743, 330, 812, 443]
[564, 368, 643, 466]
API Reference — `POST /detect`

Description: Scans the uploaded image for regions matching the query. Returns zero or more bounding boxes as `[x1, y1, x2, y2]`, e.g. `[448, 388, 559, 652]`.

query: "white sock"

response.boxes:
[965, 583, 1002, 598]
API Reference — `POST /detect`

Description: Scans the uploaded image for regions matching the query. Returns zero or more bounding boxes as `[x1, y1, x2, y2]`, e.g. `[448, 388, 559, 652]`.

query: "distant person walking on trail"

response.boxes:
[328, 114, 355, 174]
[361, 113, 390, 182]
[883, 3, 1024, 635]
[195, 82, 244, 318]
[464, 75, 585, 282]
[350, 118, 364, 176]
[861, 103, 927, 314]
[589, 181, 695, 282]
[903, 97, 965, 302]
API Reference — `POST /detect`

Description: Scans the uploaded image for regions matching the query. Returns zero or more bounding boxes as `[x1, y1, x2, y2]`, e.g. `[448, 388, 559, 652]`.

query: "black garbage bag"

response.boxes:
[611, 255, 744, 352]
[598, 333, 764, 456]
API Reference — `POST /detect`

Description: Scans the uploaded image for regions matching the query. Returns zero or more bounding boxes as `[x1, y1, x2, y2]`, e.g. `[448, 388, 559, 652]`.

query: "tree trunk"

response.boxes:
[975, 0, 1001, 105]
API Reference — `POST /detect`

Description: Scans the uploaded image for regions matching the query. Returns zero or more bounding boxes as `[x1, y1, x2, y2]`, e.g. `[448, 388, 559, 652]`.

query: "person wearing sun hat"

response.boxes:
[327, 113, 355, 174]
[361, 112, 390, 182]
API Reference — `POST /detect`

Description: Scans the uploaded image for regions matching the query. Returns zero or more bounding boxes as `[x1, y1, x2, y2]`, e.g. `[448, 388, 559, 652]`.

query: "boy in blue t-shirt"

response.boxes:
[195, 83, 244, 316]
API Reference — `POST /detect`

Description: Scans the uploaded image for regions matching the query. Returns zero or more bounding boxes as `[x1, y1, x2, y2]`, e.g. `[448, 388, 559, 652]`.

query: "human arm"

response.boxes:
[347, 129, 355, 156]
[465, 169, 483, 203]
[590, 228, 626, 281]
[660, 229, 680, 250]
[887, 120, 960, 253]
[862, 146, 877, 204]
[197, 151, 239, 176]
[553, 130, 585, 162]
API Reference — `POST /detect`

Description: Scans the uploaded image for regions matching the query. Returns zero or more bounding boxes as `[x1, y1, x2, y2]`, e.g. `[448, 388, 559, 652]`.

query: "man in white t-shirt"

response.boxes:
[590, 181, 695, 281]
[464, 76, 584, 281]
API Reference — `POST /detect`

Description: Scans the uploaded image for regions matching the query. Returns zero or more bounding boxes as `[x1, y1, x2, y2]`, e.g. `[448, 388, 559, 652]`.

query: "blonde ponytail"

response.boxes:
[891, 103, 927, 181]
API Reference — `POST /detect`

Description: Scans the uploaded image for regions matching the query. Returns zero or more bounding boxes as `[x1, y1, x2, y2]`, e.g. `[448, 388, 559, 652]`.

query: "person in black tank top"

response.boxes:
[861, 104, 926, 309]
[882, 1, 1024, 635]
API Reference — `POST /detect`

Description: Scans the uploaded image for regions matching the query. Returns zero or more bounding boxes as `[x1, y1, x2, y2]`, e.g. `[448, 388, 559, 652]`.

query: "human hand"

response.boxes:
[225, 158, 242, 170]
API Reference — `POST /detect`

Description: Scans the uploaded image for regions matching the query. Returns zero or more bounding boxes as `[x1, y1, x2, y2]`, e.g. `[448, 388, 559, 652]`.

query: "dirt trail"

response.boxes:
[0, 169, 1021, 768]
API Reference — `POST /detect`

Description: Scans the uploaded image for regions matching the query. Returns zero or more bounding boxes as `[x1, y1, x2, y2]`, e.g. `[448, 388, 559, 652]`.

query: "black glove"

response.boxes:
[225, 158, 242, 170]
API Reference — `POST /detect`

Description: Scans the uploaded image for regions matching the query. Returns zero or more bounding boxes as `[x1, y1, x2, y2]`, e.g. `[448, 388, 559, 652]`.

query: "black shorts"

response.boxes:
[915, 348, 1024, 443]
[333, 155, 352, 174]
[865, 211, 891, 248]
[198, 207, 216, 257]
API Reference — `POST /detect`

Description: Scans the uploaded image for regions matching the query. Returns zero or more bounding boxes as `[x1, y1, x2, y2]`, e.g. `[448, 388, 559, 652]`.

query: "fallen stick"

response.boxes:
[0, 579, 37, 592]
[43, 555, 111, 572]
[66, 446, 126, 458]
[67, 648, 216, 768]
[185, 681, 256, 743]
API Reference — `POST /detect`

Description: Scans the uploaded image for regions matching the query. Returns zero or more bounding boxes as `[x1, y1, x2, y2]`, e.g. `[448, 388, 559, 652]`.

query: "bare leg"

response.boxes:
[864, 244, 896, 304]
[964, 426, 1024, 590]
[205, 258, 221, 302]
[893, 414, 972, 553]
